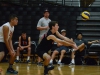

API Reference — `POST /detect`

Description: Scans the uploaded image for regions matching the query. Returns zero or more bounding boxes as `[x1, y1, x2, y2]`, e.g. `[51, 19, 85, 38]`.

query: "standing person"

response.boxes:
[36, 21, 78, 75]
[37, 9, 51, 66]
[16, 31, 31, 63]
[0, 14, 18, 74]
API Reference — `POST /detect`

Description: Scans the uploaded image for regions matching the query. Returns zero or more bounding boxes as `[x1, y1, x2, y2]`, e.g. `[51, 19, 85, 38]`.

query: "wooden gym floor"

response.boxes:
[0, 63, 100, 75]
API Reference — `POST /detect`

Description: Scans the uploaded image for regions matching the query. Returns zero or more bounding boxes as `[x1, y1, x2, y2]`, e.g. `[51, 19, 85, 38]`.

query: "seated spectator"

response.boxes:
[49, 29, 69, 65]
[69, 32, 99, 65]
[15, 31, 31, 63]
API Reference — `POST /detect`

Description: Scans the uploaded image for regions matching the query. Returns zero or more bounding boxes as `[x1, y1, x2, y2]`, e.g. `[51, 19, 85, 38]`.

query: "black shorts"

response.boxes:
[36, 47, 48, 59]
[0, 42, 8, 54]
[55, 46, 69, 53]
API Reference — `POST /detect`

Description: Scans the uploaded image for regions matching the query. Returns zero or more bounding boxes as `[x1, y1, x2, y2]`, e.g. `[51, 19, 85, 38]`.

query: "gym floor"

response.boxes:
[0, 63, 100, 75]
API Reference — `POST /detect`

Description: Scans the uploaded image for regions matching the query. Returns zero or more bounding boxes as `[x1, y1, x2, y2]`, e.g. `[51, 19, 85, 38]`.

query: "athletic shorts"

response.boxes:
[0, 42, 8, 54]
[55, 46, 69, 53]
[36, 47, 48, 59]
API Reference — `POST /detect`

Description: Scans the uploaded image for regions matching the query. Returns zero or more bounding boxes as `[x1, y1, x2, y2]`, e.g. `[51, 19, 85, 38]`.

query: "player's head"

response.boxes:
[76, 32, 83, 40]
[43, 9, 50, 18]
[9, 14, 18, 26]
[49, 21, 59, 31]
[61, 29, 66, 36]
[21, 31, 27, 39]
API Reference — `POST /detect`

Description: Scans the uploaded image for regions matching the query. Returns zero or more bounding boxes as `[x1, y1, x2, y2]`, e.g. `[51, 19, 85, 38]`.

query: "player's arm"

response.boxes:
[88, 40, 99, 44]
[37, 19, 48, 30]
[47, 35, 73, 47]
[56, 31, 74, 44]
[18, 36, 22, 48]
[8, 32, 14, 51]
[23, 37, 31, 48]
[3, 26, 12, 52]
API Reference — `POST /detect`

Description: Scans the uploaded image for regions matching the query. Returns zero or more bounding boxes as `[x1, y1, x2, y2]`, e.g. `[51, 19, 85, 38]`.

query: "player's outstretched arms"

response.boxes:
[47, 35, 77, 50]
[56, 31, 74, 44]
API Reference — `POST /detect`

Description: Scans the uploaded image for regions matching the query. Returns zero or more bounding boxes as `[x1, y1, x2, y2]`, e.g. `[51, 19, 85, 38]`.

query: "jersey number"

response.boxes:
[23, 41, 27, 45]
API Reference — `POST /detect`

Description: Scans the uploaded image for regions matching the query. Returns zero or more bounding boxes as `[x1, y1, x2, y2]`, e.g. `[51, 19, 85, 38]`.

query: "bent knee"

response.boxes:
[0, 52, 5, 57]
[61, 50, 66, 54]
[28, 47, 31, 50]
[43, 53, 51, 60]
[53, 50, 59, 54]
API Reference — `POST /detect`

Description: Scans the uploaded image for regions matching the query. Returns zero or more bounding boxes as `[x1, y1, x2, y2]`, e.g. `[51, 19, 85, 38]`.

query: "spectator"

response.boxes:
[49, 29, 69, 65]
[37, 9, 51, 66]
[69, 32, 99, 65]
[16, 31, 31, 63]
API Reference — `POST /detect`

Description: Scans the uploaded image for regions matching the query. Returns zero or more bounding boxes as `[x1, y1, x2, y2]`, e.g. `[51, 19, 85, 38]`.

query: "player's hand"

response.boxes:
[57, 43, 63, 46]
[70, 38, 73, 41]
[20, 46, 25, 50]
[95, 40, 99, 43]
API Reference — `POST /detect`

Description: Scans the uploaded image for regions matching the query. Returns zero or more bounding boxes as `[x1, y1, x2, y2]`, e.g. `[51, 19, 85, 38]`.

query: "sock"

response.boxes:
[73, 49, 75, 52]
[58, 60, 61, 63]
[27, 56, 30, 60]
[16, 56, 19, 60]
[71, 59, 75, 63]
[8, 64, 13, 69]
[50, 59, 53, 63]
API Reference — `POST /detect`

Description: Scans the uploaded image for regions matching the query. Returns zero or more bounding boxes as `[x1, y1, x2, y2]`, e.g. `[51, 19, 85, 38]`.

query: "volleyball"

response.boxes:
[81, 11, 90, 20]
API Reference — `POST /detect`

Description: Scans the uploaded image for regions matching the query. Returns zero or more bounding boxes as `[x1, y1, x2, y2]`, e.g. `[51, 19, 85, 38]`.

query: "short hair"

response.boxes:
[76, 32, 83, 37]
[9, 14, 17, 22]
[49, 21, 58, 30]
[21, 31, 26, 34]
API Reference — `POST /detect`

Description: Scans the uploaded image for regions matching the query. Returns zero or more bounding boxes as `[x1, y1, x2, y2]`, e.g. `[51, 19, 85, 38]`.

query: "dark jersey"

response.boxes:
[36, 30, 56, 52]
[21, 36, 28, 46]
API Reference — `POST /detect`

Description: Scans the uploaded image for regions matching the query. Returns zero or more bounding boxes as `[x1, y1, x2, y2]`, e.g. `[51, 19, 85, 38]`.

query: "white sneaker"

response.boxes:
[57, 62, 64, 65]
[69, 62, 75, 65]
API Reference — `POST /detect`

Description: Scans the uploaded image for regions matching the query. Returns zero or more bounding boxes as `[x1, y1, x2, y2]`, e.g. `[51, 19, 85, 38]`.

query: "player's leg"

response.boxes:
[37, 37, 43, 66]
[0, 43, 5, 62]
[58, 50, 66, 65]
[0, 52, 5, 62]
[69, 43, 85, 65]
[69, 51, 75, 65]
[43, 53, 54, 75]
[37, 57, 43, 66]
[27, 47, 31, 62]
[49, 49, 59, 64]
[37, 50, 54, 75]
[6, 48, 18, 74]
[58, 46, 68, 65]
[78, 43, 85, 52]
[16, 47, 22, 62]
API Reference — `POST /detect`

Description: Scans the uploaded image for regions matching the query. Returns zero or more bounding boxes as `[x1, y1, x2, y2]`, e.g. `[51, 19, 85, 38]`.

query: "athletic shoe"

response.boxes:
[49, 62, 53, 65]
[37, 62, 43, 66]
[57, 62, 64, 65]
[15, 60, 20, 63]
[69, 62, 75, 65]
[6, 68, 18, 74]
[27, 60, 31, 63]
[44, 65, 54, 75]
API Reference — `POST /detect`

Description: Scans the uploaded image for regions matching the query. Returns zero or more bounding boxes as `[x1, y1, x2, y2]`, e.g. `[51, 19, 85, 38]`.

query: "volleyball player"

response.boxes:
[36, 21, 78, 75]
[0, 14, 18, 74]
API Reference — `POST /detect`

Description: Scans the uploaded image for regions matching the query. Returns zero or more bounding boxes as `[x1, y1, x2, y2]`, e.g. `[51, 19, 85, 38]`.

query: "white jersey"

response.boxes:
[0, 22, 14, 42]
